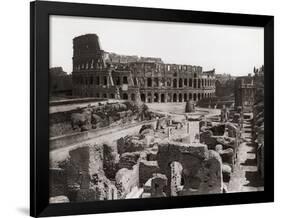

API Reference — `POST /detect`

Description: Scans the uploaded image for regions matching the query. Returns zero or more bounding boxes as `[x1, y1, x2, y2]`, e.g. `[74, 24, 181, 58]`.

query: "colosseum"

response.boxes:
[72, 34, 216, 103]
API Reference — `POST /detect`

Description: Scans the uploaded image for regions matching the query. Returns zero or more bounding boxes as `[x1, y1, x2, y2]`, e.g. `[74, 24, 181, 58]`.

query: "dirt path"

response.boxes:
[228, 118, 264, 192]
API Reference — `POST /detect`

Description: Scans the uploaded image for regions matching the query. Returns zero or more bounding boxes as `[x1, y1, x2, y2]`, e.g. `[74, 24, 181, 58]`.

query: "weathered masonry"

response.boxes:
[234, 75, 255, 111]
[72, 34, 216, 102]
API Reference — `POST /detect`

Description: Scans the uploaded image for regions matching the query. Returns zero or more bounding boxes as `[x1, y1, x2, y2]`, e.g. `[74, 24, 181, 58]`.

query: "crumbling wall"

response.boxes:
[139, 160, 160, 187]
[118, 152, 141, 169]
[151, 174, 168, 198]
[117, 135, 147, 155]
[103, 143, 119, 180]
[50, 101, 155, 137]
[157, 141, 223, 196]
[49, 168, 67, 197]
[54, 144, 118, 202]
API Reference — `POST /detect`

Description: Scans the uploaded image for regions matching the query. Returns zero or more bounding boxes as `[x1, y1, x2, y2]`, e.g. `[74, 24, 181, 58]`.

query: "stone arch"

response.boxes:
[110, 93, 115, 99]
[189, 78, 192, 87]
[198, 93, 201, 100]
[141, 93, 146, 102]
[173, 79, 177, 88]
[173, 93, 177, 102]
[179, 78, 183, 88]
[184, 78, 188, 86]
[161, 93, 165, 103]
[157, 141, 222, 196]
[147, 78, 152, 87]
[103, 93, 107, 98]
[179, 93, 183, 102]
[184, 93, 187, 102]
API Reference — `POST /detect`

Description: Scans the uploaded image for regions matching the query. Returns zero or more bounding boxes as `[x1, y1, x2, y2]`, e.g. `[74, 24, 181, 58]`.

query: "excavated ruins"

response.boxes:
[49, 98, 246, 203]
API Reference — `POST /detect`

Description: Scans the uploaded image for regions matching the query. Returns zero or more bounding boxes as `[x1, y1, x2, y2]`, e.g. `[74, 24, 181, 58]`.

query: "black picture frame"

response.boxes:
[30, 1, 274, 217]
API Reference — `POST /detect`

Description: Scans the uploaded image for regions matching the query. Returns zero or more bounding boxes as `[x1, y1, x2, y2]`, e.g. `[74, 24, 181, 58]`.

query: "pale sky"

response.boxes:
[50, 15, 264, 76]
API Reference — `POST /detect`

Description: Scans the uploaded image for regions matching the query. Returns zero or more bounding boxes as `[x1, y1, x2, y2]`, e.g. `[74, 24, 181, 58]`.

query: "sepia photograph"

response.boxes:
[48, 15, 265, 204]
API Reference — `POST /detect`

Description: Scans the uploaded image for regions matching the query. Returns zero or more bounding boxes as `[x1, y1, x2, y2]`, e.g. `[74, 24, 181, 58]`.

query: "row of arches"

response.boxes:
[74, 89, 214, 102]
[73, 75, 129, 86]
[94, 92, 136, 101]
[73, 58, 104, 71]
[140, 92, 214, 103]
[73, 75, 215, 89]
[93, 92, 214, 102]
[146, 77, 215, 88]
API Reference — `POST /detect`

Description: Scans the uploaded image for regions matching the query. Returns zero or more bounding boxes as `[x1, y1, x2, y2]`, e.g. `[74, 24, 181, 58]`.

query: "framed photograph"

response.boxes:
[30, 1, 274, 217]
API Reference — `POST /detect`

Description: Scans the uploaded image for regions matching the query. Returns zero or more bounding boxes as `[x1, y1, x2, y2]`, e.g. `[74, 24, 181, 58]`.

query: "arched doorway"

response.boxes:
[178, 93, 182, 102]
[147, 78, 152, 87]
[184, 93, 187, 102]
[173, 79, 177, 88]
[161, 93, 165, 103]
[141, 93, 146, 102]
[179, 78, 183, 88]
[173, 93, 177, 102]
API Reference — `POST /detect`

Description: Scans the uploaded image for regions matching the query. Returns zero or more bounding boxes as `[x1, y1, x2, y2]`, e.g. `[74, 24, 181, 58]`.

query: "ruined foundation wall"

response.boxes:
[157, 141, 223, 196]
[139, 160, 160, 187]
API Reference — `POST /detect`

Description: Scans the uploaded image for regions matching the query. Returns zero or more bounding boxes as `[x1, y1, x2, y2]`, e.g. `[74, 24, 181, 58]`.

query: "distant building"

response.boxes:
[72, 34, 216, 102]
[49, 67, 72, 96]
[215, 73, 233, 83]
[234, 74, 255, 111]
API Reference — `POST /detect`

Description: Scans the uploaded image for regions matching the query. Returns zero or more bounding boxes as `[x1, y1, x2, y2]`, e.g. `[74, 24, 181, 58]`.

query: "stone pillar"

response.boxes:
[144, 92, 147, 103]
